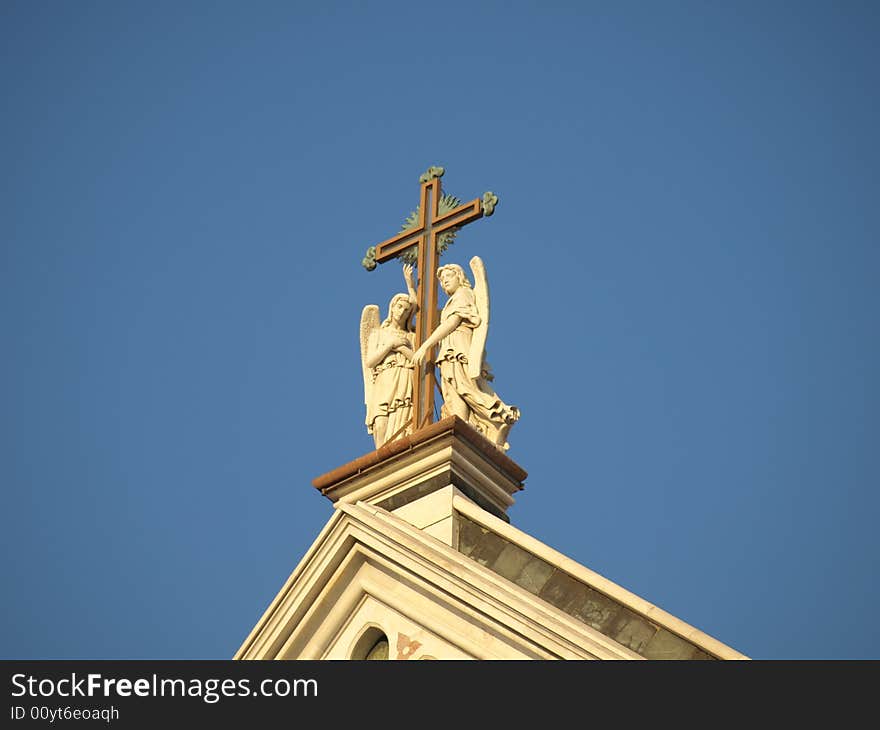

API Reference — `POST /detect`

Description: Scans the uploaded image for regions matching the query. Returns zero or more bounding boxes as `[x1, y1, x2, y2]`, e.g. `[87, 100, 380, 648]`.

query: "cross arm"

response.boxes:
[432, 198, 483, 234]
[374, 228, 424, 264]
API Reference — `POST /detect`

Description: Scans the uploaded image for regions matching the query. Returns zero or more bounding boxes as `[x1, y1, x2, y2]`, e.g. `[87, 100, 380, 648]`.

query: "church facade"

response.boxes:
[234, 417, 747, 660]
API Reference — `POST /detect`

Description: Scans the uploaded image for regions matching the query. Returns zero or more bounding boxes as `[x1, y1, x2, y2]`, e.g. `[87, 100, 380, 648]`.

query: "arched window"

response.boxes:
[350, 626, 389, 660]
[365, 636, 389, 660]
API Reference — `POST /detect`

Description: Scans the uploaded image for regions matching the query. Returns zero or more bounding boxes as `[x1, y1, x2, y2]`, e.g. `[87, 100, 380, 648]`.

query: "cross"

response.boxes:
[364, 166, 498, 433]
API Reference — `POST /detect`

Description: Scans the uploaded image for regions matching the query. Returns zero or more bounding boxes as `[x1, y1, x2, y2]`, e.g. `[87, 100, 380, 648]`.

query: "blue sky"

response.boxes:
[2, 1, 877, 660]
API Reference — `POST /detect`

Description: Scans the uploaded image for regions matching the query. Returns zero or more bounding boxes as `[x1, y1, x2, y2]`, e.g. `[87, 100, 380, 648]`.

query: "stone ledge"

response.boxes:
[311, 416, 527, 519]
[451, 495, 751, 660]
[312, 415, 528, 493]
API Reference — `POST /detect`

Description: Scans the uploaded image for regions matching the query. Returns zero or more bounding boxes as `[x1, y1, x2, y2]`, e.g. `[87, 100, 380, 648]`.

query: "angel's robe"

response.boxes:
[435, 285, 518, 449]
[366, 325, 414, 443]
[436, 286, 481, 364]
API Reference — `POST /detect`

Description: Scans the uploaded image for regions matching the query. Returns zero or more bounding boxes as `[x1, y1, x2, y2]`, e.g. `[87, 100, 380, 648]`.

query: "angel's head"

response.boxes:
[383, 293, 415, 330]
[437, 264, 471, 295]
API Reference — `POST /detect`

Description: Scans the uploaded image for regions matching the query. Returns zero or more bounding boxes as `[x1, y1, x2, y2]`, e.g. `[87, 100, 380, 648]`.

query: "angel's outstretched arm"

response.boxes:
[403, 264, 418, 309]
[403, 264, 419, 302]
[411, 314, 461, 367]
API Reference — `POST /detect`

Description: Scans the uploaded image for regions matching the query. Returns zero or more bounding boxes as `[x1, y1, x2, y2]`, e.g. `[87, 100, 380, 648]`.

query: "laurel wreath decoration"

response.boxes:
[395, 192, 463, 265]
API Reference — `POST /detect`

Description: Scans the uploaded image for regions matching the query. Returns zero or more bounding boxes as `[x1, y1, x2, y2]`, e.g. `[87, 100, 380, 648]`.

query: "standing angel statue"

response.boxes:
[412, 256, 520, 451]
[360, 264, 418, 449]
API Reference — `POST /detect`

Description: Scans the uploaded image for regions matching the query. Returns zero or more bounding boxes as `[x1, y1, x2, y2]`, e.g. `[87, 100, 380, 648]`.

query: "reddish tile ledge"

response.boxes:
[312, 415, 528, 493]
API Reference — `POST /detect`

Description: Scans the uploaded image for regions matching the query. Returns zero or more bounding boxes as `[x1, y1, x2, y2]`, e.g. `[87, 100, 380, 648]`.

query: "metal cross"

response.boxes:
[364, 166, 498, 433]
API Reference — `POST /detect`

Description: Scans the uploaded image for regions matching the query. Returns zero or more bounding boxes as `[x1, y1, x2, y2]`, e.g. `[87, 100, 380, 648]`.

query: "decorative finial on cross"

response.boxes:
[418, 166, 445, 183]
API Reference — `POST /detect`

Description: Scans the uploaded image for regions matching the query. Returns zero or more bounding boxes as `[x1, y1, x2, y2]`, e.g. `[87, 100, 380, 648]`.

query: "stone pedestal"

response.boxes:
[312, 415, 527, 523]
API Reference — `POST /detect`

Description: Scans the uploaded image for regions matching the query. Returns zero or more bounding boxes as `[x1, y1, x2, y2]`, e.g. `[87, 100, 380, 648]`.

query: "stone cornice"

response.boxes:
[312, 416, 527, 492]
[311, 416, 526, 519]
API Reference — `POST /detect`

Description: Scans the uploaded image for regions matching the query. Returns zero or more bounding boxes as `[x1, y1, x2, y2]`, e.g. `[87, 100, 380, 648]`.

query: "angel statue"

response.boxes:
[412, 256, 520, 451]
[360, 264, 418, 449]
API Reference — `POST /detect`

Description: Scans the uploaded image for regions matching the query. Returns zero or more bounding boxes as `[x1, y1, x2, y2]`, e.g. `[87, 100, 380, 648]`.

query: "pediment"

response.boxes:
[235, 500, 640, 660]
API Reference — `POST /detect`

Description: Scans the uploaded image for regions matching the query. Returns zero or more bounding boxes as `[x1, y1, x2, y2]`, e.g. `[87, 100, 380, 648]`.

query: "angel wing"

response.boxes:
[467, 256, 489, 379]
[359, 305, 381, 414]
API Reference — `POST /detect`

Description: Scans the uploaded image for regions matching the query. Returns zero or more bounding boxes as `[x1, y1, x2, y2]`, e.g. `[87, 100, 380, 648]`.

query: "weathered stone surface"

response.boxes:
[456, 516, 508, 568]
[491, 543, 534, 583]
[462, 527, 555, 594]
[454, 513, 722, 660]
[612, 612, 658, 654]
[539, 571, 605, 627]
[568, 586, 624, 633]
[456, 515, 482, 557]
[458, 514, 715, 659]
[643, 628, 698, 660]
[538, 569, 624, 633]
[514, 557, 555, 595]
